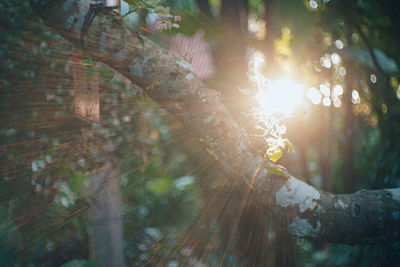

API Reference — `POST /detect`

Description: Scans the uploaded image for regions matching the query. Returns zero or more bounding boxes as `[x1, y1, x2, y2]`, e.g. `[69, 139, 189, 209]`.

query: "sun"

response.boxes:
[256, 78, 304, 116]
[250, 52, 304, 117]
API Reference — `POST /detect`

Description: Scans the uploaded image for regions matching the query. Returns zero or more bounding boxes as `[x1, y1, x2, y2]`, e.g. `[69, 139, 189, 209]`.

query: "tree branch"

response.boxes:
[31, 0, 400, 245]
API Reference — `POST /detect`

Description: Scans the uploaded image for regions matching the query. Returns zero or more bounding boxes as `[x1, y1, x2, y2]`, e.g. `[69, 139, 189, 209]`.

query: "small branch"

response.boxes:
[354, 23, 387, 77]
[354, 23, 400, 120]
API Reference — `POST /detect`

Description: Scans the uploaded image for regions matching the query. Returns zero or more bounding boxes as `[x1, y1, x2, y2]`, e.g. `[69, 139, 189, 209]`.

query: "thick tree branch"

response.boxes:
[31, 0, 400, 245]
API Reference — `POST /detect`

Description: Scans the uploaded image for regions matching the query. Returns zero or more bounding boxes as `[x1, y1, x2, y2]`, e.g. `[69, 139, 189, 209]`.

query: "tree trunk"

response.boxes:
[207, 0, 250, 121]
[263, 0, 279, 76]
[88, 161, 125, 267]
[341, 32, 356, 193]
[197, 0, 213, 18]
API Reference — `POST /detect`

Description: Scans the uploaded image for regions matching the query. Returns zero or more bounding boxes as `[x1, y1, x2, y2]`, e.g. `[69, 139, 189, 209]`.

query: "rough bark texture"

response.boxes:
[30, 0, 400, 245]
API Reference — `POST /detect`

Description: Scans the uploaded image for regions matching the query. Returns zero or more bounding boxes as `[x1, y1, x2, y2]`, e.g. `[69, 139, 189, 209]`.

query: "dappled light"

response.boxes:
[307, 87, 322, 105]
[352, 89, 361, 104]
[307, 84, 343, 107]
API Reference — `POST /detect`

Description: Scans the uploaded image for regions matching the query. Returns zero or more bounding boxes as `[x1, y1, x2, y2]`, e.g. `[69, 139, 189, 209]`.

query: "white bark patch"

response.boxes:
[235, 138, 247, 154]
[289, 217, 321, 237]
[116, 50, 127, 61]
[385, 188, 400, 204]
[177, 60, 194, 72]
[143, 56, 151, 65]
[185, 73, 194, 80]
[130, 62, 143, 77]
[276, 178, 320, 213]
[334, 199, 349, 209]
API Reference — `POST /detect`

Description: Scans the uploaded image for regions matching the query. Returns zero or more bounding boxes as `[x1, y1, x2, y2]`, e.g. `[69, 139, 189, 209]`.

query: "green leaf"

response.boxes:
[95, 65, 115, 83]
[265, 166, 286, 178]
[141, 0, 158, 7]
[269, 148, 282, 162]
[284, 139, 295, 153]
[149, 177, 173, 195]
[86, 68, 96, 81]
[124, 0, 135, 5]
[80, 60, 94, 67]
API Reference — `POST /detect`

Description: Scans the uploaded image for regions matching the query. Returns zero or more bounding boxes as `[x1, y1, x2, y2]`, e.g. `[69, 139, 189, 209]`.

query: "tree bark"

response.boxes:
[30, 0, 400, 245]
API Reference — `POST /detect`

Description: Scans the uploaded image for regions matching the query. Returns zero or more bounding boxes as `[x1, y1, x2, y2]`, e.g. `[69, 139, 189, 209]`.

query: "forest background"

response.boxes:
[2, 0, 400, 266]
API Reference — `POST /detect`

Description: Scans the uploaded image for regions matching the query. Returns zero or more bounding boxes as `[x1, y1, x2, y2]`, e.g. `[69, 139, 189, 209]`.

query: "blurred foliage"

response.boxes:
[0, 0, 205, 265]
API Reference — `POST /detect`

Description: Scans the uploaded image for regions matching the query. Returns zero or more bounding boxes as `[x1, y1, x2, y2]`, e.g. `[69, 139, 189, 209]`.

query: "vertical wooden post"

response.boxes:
[88, 161, 125, 267]
[73, 51, 100, 123]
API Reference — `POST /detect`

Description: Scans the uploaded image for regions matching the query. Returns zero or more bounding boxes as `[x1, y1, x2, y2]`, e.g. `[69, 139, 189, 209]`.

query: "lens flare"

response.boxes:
[251, 52, 304, 117]
[256, 79, 303, 116]
[249, 51, 303, 161]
